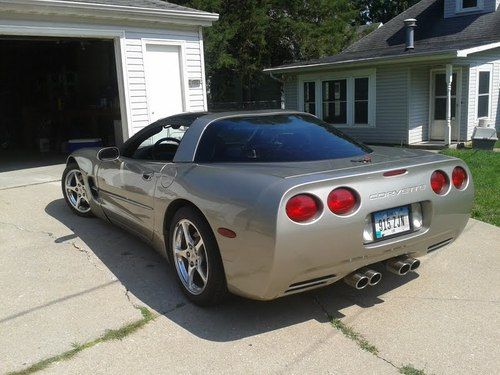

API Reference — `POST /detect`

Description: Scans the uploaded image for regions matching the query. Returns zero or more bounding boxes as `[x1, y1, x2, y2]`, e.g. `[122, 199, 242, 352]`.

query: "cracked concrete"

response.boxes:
[1, 165, 499, 374]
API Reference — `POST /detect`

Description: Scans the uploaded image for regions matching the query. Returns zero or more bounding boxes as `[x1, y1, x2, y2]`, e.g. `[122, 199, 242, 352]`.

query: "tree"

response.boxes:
[356, 0, 420, 24]
[170, 0, 356, 104]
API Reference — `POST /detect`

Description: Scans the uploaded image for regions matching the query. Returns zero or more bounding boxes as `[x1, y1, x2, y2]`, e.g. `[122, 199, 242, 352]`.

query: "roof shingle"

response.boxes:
[268, 0, 500, 71]
[61, 0, 212, 14]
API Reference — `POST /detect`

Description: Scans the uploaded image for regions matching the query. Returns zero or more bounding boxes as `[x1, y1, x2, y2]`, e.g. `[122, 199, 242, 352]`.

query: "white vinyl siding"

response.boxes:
[465, 49, 500, 134]
[408, 66, 430, 144]
[283, 76, 298, 110]
[124, 28, 206, 136]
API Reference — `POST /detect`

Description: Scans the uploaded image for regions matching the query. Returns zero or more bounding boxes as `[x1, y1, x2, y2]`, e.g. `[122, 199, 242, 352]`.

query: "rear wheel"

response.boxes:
[169, 207, 227, 306]
[61, 164, 94, 218]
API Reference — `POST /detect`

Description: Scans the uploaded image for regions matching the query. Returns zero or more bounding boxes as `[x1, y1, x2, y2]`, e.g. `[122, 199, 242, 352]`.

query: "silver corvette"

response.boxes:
[62, 110, 473, 305]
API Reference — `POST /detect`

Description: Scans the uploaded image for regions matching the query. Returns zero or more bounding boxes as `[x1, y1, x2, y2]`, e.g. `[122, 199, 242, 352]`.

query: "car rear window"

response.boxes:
[195, 114, 371, 163]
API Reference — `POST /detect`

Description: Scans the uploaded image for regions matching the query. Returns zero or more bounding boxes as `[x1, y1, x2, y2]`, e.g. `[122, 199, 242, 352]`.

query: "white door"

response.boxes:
[430, 72, 459, 141]
[144, 44, 184, 122]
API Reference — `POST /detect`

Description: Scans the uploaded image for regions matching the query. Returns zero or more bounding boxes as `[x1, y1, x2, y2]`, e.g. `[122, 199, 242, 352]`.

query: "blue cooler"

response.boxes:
[68, 138, 102, 152]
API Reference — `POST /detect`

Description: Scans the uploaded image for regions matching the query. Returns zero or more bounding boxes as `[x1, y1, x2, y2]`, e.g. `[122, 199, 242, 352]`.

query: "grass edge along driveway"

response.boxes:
[440, 149, 499, 227]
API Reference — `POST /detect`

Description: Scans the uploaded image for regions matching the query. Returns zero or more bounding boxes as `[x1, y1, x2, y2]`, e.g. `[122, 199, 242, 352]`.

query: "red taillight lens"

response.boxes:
[327, 188, 358, 215]
[430, 170, 449, 195]
[452, 167, 467, 189]
[286, 194, 319, 222]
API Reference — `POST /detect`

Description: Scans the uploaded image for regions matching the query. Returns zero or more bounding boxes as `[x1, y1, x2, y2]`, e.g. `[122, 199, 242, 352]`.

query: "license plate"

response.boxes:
[372, 205, 412, 240]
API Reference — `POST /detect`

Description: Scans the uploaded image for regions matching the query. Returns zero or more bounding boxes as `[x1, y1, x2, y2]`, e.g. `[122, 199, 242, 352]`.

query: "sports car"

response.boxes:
[62, 110, 473, 306]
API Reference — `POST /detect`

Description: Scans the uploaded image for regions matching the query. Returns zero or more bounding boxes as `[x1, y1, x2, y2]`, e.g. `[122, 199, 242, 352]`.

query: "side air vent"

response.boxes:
[285, 274, 336, 293]
[427, 238, 453, 253]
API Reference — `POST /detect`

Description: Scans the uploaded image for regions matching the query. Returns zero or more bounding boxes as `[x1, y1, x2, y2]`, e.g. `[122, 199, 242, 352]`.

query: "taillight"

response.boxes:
[430, 170, 449, 195]
[286, 194, 319, 222]
[452, 167, 467, 189]
[328, 188, 358, 215]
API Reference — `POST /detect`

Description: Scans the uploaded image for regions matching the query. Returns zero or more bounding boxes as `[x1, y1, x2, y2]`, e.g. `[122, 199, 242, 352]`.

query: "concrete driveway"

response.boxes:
[1, 165, 499, 374]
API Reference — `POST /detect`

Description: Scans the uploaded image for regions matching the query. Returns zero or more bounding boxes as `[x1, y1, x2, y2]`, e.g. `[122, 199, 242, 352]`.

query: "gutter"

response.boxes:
[0, 0, 219, 26]
[263, 50, 459, 74]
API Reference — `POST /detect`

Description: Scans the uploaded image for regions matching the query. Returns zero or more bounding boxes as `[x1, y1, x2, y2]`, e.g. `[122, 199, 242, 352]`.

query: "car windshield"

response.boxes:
[195, 114, 371, 163]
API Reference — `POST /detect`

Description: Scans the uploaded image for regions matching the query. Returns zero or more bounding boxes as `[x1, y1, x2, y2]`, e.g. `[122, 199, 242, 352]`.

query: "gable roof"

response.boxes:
[266, 0, 500, 73]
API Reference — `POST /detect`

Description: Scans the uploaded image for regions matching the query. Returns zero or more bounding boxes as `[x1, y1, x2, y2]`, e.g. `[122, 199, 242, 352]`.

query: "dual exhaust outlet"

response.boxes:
[344, 256, 420, 290]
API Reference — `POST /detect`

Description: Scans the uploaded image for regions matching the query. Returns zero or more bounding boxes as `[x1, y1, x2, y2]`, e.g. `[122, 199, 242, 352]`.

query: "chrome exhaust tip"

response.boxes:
[403, 257, 421, 271]
[361, 269, 382, 286]
[386, 258, 411, 276]
[344, 272, 370, 290]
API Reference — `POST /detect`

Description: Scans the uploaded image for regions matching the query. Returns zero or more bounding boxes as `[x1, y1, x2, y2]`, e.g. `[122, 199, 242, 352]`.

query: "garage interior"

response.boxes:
[0, 36, 122, 165]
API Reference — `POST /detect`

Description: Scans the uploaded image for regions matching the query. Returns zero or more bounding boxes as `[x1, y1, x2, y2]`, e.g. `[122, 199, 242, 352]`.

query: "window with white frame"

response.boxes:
[477, 67, 491, 118]
[300, 71, 375, 127]
[457, 0, 483, 12]
[303, 82, 316, 115]
[322, 79, 347, 124]
[354, 77, 369, 124]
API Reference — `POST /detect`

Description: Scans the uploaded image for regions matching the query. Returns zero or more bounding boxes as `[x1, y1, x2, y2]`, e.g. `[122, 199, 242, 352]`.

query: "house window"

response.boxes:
[477, 70, 491, 118]
[300, 70, 375, 126]
[462, 0, 477, 8]
[457, 0, 483, 12]
[303, 82, 316, 115]
[322, 80, 347, 124]
[354, 78, 369, 124]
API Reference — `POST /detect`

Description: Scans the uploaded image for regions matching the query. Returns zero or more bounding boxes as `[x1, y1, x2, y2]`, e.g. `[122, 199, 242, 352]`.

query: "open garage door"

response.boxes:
[0, 36, 122, 167]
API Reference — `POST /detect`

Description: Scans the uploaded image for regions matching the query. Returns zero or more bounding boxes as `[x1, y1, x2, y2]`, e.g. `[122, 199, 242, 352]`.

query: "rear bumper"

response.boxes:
[224, 160, 474, 301]
[227, 214, 469, 301]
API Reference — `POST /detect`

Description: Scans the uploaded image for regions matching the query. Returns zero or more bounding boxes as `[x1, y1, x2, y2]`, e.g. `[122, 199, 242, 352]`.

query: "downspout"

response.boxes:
[269, 72, 285, 109]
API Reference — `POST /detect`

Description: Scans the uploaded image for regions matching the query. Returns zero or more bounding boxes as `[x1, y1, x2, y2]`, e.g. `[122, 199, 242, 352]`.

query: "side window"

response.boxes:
[477, 70, 491, 118]
[131, 126, 187, 161]
[303, 82, 316, 115]
[322, 79, 347, 125]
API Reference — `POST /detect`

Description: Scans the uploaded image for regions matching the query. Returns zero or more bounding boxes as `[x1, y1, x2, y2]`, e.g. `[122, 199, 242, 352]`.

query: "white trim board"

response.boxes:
[0, 0, 219, 27]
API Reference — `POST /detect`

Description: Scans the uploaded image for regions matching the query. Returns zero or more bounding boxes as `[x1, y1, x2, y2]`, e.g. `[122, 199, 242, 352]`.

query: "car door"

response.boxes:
[97, 157, 166, 241]
[96, 123, 185, 242]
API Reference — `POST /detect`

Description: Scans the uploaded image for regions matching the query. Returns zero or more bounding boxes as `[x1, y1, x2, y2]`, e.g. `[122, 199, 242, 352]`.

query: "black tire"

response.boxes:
[61, 164, 94, 218]
[168, 206, 228, 306]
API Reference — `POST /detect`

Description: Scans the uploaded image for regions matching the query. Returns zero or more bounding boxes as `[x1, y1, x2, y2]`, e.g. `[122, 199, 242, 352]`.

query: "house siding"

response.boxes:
[459, 67, 469, 141]
[124, 28, 206, 135]
[409, 66, 430, 144]
[284, 66, 409, 144]
[445, 0, 498, 17]
[460, 48, 500, 135]
[283, 75, 298, 110]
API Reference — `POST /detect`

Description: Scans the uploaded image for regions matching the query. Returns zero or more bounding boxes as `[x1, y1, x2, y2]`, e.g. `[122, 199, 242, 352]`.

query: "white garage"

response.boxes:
[0, 0, 217, 160]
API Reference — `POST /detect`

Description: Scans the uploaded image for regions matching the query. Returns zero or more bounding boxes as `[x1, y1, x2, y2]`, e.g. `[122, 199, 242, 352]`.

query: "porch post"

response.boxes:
[445, 64, 453, 145]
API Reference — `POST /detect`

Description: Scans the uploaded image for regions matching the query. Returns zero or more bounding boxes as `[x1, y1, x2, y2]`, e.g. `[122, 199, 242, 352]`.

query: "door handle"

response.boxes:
[142, 172, 154, 181]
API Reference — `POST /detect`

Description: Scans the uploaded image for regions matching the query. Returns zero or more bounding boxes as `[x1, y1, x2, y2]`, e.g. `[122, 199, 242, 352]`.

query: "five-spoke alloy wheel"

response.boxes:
[172, 219, 209, 295]
[62, 164, 94, 218]
[169, 207, 227, 306]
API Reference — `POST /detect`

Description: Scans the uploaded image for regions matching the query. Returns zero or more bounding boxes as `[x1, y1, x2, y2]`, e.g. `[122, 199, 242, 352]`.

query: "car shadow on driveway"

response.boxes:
[45, 198, 418, 342]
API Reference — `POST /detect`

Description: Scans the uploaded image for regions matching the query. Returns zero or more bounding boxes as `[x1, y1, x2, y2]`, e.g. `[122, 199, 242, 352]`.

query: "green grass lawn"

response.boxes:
[441, 149, 500, 226]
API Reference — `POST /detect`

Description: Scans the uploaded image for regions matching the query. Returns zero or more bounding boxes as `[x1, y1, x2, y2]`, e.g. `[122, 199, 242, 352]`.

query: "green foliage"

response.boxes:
[356, 0, 420, 24]
[170, 0, 419, 102]
[331, 318, 379, 355]
[8, 307, 157, 375]
[171, 0, 357, 102]
[399, 364, 427, 375]
[441, 149, 500, 226]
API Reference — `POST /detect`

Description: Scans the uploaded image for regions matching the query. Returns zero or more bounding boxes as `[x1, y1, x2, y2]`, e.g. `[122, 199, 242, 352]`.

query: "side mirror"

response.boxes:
[97, 147, 120, 161]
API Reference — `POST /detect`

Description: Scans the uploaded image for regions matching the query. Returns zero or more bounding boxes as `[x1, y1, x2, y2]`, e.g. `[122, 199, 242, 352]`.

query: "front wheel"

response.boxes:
[61, 164, 94, 218]
[169, 207, 227, 306]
